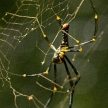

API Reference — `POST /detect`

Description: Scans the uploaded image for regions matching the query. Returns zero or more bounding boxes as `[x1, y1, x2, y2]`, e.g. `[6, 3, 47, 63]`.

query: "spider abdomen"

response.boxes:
[61, 23, 69, 47]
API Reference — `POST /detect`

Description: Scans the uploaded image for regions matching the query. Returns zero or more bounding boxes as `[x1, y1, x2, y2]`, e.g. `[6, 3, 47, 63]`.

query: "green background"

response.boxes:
[0, 0, 108, 108]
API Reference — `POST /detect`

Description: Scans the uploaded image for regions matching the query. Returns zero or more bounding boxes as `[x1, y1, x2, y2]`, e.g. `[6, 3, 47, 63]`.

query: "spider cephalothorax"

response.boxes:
[53, 46, 68, 64]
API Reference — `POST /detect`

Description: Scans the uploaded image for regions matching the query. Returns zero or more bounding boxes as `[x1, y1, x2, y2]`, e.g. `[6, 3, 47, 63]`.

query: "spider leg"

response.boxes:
[87, 0, 98, 43]
[23, 63, 52, 78]
[72, 0, 98, 48]
[63, 58, 74, 108]
[68, 0, 98, 49]
[44, 93, 54, 108]
[63, 58, 73, 87]
[68, 46, 82, 52]
[44, 64, 58, 108]
[54, 64, 58, 89]
[64, 55, 81, 89]
[63, 55, 81, 108]
[69, 91, 74, 108]
[89, 0, 98, 37]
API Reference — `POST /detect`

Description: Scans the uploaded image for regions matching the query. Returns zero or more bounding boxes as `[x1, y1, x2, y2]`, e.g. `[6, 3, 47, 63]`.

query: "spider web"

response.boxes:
[0, 0, 102, 108]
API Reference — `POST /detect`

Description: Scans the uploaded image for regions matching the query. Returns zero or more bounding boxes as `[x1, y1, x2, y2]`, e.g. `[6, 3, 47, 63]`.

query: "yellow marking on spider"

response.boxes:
[95, 14, 98, 19]
[28, 95, 33, 100]
[45, 70, 49, 74]
[62, 50, 68, 52]
[76, 40, 80, 44]
[79, 46, 82, 52]
[43, 34, 47, 38]
[61, 47, 68, 52]
[23, 74, 27, 77]
[59, 52, 65, 58]
[54, 87, 57, 91]
[92, 36, 97, 42]
[92, 38, 96, 42]
[50, 44, 53, 47]
[77, 74, 81, 79]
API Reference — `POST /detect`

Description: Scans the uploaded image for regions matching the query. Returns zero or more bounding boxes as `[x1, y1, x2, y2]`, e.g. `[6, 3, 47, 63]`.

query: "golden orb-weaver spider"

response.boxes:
[23, 0, 98, 107]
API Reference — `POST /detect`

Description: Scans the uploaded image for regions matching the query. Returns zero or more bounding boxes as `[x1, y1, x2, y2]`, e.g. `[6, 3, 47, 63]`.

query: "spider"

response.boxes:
[23, 0, 98, 108]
